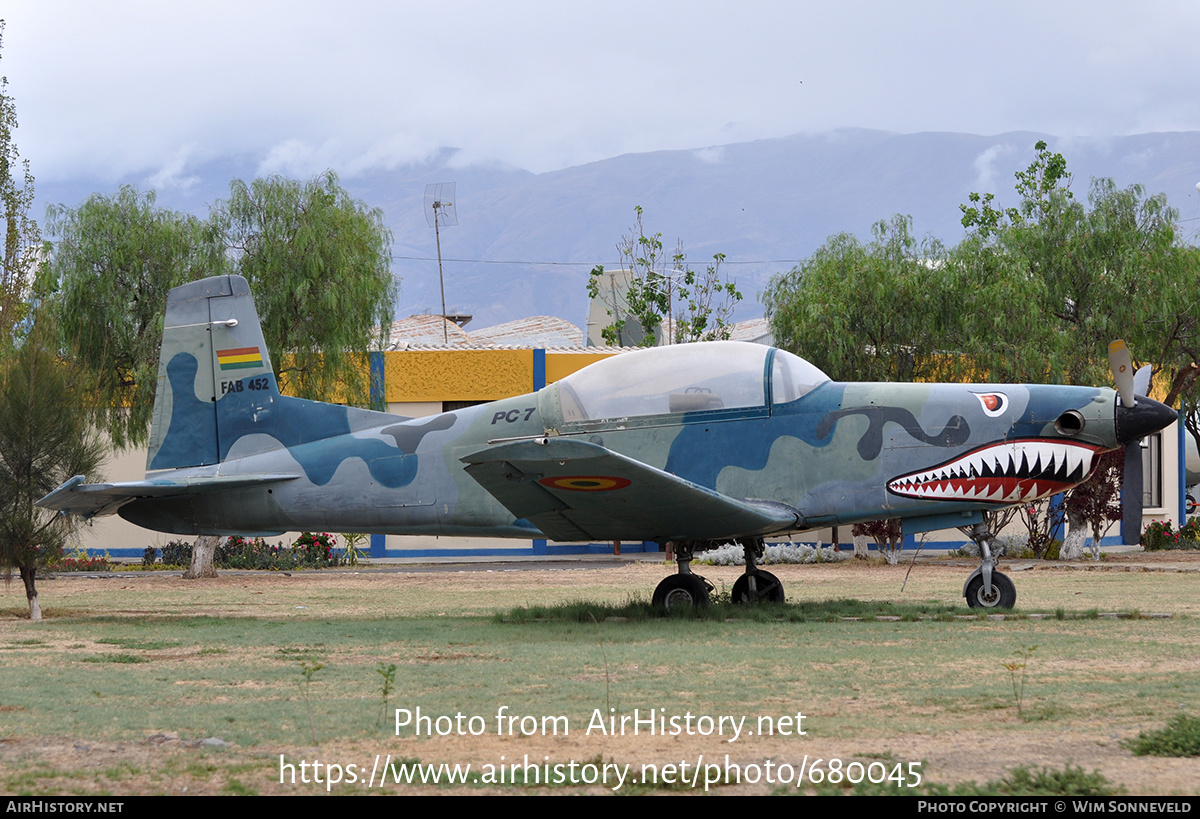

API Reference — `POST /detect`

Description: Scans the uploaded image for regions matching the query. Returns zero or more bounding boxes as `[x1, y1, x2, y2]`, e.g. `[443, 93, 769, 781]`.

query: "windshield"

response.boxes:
[771, 348, 831, 404]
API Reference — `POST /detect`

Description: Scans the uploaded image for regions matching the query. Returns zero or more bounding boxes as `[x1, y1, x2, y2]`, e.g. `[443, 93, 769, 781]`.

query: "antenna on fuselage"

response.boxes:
[424, 182, 458, 345]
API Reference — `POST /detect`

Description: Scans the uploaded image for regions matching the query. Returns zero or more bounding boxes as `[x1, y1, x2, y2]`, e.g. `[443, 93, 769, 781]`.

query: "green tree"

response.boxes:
[958, 141, 1199, 389]
[589, 206, 741, 347]
[46, 187, 225, 448]
[766, 142, 1200, 555]
[765, 214, 951, 382]
[0, 320, 106, 619]
[48, 172, 396, 579]
[963, 143, 1200, 506]
[214, 171, 396, 404]
[0, 20, 41, 340]
[769, 142, 1200, 389]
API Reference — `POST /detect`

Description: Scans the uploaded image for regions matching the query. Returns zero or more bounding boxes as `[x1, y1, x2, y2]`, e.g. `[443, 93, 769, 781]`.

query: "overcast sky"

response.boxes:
[5, 1, 1200, 188]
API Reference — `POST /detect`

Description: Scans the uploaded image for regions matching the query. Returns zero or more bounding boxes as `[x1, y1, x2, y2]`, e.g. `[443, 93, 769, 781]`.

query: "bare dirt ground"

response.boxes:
[2, 551, 1198, 795]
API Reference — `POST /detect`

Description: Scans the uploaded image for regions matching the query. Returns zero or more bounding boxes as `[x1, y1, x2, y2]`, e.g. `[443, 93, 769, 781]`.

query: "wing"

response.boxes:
[461, 438, 801, 542]
[37, 474, 299, 520]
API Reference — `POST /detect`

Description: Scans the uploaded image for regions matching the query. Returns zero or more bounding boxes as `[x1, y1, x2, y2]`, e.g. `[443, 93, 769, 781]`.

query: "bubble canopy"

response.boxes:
[553, 342, 830, 423]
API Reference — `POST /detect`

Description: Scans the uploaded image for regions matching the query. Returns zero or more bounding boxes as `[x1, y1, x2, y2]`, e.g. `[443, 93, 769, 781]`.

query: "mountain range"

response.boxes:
[33, 129, 1200, 332]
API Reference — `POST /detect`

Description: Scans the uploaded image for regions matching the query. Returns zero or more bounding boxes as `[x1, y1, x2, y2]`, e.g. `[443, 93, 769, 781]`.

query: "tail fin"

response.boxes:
[147, 276, 280, 470]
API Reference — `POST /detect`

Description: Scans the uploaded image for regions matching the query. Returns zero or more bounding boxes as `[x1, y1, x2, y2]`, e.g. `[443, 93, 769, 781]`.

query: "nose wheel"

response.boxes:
[964, 571, 1016, 609]
[961, 523, 1017, 609]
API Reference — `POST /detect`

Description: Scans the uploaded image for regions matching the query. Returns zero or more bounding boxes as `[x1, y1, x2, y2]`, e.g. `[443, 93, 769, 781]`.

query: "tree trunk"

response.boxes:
[852, 534, 869, 559]
[1060, 509, 1087, 561]
[185, 535, 220, 579]
[878, 535, 902, 565]
[19, 565, 41, 621]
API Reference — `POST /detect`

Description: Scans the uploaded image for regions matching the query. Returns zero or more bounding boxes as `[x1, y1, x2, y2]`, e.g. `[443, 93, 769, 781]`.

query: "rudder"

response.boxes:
[147, 276, 279, 470]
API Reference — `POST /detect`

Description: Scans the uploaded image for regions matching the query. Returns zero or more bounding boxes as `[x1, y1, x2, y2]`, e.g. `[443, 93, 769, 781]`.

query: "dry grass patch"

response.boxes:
[1, 554, 1198, 795]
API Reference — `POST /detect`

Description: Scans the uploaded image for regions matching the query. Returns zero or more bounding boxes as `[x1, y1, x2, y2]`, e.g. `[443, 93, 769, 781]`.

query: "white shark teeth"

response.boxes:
[888, 440, 1100, 503]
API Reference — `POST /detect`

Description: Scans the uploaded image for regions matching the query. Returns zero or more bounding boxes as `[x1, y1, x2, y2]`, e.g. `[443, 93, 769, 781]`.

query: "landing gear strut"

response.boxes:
[652, 538, 786, 610]
[731, 538, 785, 603]
[960, 523, 1016, 609]
[652, 540, 713, 610]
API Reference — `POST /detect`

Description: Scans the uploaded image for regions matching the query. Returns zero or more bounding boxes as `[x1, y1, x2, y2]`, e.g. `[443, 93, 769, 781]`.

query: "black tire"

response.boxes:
[965, 571, 1016, 609]
[731, 570, 785, 603]
[1187, 495, 1197, 515]
[652, 574, 711, 611]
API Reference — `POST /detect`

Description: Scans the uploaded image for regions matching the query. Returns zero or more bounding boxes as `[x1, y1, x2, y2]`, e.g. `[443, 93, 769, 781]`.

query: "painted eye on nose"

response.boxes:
[972, 392, 1008, 417]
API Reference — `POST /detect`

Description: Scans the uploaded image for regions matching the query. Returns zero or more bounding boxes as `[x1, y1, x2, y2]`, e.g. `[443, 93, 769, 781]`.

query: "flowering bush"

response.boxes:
[140, 534, 352, 570]
[213, 532, 342, 569]
[697, 542, 847, 565]
[1141, 520, 1200, 551]
[48, 554, 113, 572]
[293, 532, 338, 567]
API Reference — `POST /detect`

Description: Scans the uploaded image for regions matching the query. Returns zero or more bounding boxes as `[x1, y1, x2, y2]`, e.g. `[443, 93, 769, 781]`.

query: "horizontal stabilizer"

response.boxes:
[37, 474, 299, 520]
[462, 438, 801, 542]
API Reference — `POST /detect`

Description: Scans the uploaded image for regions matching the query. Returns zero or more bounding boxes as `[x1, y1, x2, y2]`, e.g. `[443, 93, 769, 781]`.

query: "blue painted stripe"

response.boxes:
[369, 351, 385, 411]
[1179, 414, 1187, 525]
[533, 348, 546, 390]
[76, 531, 1143, 562]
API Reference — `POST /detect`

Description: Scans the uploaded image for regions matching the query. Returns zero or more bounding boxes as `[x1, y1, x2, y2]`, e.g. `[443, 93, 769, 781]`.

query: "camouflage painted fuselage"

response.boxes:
[41, 276, 1172, 543]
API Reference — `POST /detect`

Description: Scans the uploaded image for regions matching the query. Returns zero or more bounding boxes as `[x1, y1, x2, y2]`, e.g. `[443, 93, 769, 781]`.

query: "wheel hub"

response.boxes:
[664, 588, 695, 609]
[976, 583, 1000, 606]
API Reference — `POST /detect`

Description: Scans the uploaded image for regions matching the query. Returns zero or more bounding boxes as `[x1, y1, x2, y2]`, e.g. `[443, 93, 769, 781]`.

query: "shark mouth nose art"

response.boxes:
[887, 439, 1106, 504]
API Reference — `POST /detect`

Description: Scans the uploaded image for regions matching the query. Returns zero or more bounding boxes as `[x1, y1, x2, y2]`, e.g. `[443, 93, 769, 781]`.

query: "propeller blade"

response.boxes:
[1109, 340, 1136, 407]
[1122, 443, 1144, 545]
[1133, 364, 1152, 398]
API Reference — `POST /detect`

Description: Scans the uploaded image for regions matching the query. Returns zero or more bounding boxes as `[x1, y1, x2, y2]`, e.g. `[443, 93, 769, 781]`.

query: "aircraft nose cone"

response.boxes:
[1115, 396, 1177, 444]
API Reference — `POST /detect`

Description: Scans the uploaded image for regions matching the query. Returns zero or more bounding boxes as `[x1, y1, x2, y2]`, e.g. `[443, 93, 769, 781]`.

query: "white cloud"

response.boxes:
[973, 144, 1016, 191]
[145, 146, 201, 193]
[6, 0, 1200, 183]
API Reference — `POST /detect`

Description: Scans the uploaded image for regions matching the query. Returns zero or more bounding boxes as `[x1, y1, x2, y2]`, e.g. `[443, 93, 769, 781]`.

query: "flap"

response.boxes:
[462, 438, 800, 543]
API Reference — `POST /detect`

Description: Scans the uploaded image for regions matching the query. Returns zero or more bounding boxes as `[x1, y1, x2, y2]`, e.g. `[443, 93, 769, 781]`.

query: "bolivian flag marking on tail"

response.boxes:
[217, 347, 264, 371]
[539, 476, 632, 492]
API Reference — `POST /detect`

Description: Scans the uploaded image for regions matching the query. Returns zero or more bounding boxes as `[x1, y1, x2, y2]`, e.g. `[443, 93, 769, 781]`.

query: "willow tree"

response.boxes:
[764, 214, 952, 382]
[769, 142, 1199, 389]
[214, 171, 396, 406]
[766, 142, 1200, 554]
[0, 20, 40, 340]
[47, 187, 225, 448]
[49, 172, 396, 577]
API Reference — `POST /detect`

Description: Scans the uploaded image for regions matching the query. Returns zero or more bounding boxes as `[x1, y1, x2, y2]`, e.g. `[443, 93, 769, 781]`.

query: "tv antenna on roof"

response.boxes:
[424, 182, 458, 344]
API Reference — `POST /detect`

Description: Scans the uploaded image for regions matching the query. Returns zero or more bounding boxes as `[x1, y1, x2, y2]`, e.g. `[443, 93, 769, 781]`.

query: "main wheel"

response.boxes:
[652, 575, 711, 611]
[965, 571, 1016, 609]
[731, 570, 785, 603]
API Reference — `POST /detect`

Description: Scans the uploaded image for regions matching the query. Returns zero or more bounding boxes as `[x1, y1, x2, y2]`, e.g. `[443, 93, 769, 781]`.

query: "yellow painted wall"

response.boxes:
[546, 351, 619, 384]
[382, 349, 533, 402]
[379, 348, 619, 403]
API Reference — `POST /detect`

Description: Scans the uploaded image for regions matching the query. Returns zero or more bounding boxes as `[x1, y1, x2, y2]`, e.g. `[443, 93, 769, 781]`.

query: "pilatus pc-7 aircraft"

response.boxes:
[39, 276, 1177, 610]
